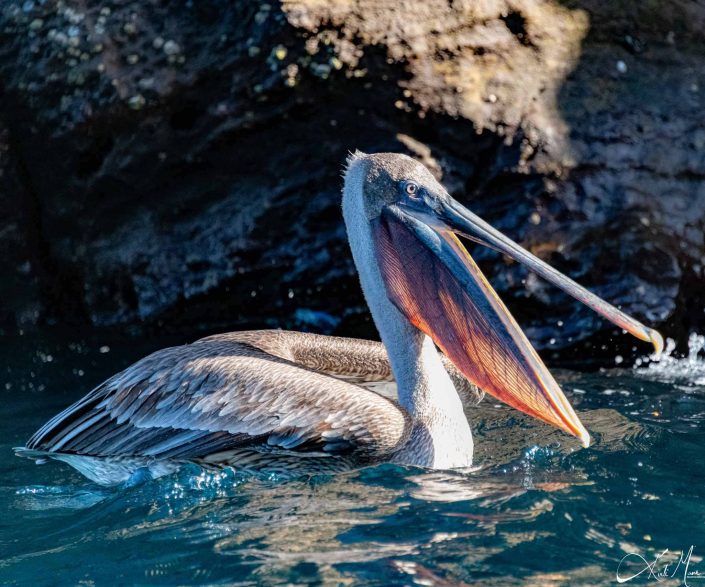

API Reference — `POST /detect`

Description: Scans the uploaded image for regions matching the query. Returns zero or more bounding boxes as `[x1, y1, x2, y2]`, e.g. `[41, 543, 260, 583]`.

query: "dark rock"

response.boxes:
[0, 0, 703, 364]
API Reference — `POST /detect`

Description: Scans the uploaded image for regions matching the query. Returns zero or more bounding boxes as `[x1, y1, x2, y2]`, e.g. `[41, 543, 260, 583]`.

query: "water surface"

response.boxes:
[2, 333, 705, 585]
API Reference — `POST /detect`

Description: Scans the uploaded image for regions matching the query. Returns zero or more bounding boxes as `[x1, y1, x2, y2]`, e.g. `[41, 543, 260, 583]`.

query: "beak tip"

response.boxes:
[649, 329, 664, 355]
[579, 428, 591, 449]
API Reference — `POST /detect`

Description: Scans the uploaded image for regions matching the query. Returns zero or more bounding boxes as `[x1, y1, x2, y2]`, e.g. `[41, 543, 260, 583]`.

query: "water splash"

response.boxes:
[634, 333, 705, 386]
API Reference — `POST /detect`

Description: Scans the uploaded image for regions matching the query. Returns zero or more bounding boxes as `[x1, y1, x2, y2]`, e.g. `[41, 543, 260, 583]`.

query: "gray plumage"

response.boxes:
[19, 331, 482, 483]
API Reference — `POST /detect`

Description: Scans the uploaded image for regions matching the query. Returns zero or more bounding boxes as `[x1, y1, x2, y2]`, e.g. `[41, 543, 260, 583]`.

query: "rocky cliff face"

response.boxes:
[1, 0, 703, 362]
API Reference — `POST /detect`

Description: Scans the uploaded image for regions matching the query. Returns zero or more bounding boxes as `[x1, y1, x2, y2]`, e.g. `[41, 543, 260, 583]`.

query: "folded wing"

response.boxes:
[25, 334, 412, 465]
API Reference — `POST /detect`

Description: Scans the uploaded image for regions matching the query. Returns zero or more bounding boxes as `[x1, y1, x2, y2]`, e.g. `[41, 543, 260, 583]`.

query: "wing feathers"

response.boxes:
[26, 334, 412, 465]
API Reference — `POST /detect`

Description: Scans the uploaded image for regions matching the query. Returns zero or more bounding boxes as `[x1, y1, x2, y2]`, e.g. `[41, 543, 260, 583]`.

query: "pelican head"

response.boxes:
[342, 151, 663, 448]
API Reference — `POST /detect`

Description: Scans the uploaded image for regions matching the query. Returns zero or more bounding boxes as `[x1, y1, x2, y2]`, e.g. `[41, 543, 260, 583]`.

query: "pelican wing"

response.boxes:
[25, 332, 414, 466]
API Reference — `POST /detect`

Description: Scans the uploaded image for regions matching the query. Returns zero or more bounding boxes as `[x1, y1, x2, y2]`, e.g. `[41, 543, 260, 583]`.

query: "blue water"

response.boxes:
[2, 333, 705, 585]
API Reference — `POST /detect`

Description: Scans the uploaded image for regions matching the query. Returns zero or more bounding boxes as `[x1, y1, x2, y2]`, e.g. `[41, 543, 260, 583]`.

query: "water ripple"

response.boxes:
[4, 339, 705, 585]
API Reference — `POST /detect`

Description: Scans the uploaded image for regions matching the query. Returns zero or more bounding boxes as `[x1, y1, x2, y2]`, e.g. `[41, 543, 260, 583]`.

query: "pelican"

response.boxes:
[16, 152, 663, 484]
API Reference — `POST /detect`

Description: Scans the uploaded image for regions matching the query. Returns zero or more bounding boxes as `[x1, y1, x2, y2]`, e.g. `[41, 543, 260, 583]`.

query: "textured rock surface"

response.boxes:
[1, 0, 703, 362]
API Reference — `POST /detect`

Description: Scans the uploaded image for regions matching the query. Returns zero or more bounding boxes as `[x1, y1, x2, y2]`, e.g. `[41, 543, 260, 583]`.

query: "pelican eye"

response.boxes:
[404, 181, 420, 198]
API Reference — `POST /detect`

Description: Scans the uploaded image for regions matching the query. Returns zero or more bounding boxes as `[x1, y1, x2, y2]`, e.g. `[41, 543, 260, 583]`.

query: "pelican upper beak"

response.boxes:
[437, 197, 664, 354]
[372, 194, 663, 448]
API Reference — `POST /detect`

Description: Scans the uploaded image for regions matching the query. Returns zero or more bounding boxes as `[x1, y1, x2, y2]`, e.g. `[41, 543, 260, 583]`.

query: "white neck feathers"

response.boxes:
[341, 159, 461, 419]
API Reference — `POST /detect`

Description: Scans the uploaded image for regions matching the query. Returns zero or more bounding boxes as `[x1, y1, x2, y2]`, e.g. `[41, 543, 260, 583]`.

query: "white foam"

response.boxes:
[634, 333, 705, 386]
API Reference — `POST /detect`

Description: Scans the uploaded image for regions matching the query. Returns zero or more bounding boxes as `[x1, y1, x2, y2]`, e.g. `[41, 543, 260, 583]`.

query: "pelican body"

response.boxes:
[17, 153, 662, 484]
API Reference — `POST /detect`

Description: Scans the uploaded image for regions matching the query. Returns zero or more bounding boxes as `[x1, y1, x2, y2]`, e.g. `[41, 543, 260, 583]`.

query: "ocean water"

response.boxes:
[2, 333, 705, 586]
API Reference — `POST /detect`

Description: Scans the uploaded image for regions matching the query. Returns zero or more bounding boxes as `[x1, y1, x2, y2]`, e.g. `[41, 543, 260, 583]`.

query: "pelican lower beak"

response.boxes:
[372, 179, 664, 447]
[373, 205, 592, 447]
